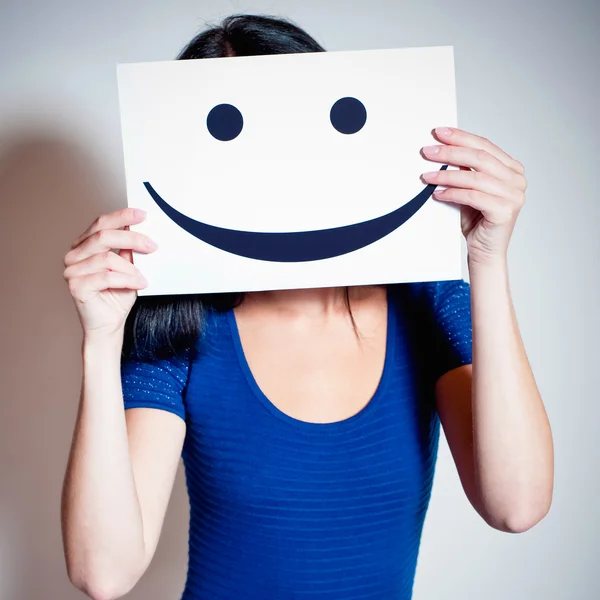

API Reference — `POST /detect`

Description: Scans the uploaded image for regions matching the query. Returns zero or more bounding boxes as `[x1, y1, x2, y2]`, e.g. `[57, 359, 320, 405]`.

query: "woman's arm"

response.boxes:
[61, 333, 185, 600]
[436, 259, 553, 533]
[62, 208, 186, 599]
[422, 126, 554, 533]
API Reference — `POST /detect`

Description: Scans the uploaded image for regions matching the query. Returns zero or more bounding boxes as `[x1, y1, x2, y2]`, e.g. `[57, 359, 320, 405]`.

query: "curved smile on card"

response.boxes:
[142, 98, 448, 262]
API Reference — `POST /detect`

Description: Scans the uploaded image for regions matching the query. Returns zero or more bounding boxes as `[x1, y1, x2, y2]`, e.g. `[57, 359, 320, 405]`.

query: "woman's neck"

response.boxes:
[244, 285, 380, 318]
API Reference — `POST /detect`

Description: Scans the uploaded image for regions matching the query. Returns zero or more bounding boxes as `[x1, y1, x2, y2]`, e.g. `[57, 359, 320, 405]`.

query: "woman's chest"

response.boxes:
[238, 325, 388, 424]
[230, 292, 391, 424]
[184, 292, 439, 505]
[184, 306, 439, 500]
[183, 377, 440, 531]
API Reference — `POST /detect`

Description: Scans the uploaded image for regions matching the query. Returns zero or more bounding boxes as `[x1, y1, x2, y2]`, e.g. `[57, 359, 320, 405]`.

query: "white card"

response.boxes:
[117, 46, 461, 295]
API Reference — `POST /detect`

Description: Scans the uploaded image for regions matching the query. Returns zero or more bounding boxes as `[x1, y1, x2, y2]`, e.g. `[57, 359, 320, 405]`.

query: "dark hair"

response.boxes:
[122, 15, 352, 361]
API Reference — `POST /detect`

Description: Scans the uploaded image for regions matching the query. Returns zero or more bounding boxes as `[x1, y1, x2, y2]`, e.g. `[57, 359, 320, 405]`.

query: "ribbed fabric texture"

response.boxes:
[121, 280, 472, 599]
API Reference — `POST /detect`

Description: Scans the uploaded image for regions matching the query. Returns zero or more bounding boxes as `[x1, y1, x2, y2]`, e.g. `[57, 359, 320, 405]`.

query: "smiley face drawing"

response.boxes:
[117, 46, 461, 293]
[142, 97, 448, 262]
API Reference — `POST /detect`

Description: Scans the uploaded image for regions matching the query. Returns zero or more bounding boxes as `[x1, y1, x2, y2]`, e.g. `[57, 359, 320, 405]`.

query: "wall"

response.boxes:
[0, 0, 598, 598]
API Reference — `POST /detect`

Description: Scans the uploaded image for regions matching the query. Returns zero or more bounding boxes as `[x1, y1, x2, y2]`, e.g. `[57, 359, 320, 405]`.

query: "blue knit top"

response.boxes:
[121, 280, 472, 599]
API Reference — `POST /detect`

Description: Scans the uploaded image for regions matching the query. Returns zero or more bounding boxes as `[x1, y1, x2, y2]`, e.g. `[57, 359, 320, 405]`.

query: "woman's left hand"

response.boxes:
[420, 127, 528, 266]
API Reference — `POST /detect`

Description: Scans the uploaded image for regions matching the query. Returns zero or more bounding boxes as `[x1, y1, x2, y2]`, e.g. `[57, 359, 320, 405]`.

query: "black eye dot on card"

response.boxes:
[330, 97, 367, 135]
[207, 104, 244, 141]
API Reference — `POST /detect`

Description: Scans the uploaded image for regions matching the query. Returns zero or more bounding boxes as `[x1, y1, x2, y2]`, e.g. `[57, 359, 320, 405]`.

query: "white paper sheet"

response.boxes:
[117, 46, 462, 295]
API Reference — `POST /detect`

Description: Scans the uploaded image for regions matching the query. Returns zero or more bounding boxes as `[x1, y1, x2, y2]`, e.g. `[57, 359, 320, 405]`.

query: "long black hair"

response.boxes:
[122, 15, 356, 362]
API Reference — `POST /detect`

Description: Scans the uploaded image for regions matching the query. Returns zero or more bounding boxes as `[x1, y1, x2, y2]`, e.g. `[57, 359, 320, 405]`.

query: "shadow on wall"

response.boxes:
[0, 130, 189, 600]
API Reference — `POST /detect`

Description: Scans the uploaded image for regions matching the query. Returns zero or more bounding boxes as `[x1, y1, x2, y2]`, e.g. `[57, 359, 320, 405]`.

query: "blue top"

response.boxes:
[121, 281, 472, 599]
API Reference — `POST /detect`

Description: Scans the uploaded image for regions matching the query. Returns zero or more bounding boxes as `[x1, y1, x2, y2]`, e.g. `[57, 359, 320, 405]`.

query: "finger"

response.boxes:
[65, 228, 156, 268]
[421, 168, 511, 198]
[433, 127, 525, 175]
[118, 225, 134, 265]
[63, 248, 143, 281]
[422, 144, 521, 184]
[118, 247, 134, 265]
[433, 188, 517, 224]
[68, 271, 147, 300]
[70, 207, 147, 250]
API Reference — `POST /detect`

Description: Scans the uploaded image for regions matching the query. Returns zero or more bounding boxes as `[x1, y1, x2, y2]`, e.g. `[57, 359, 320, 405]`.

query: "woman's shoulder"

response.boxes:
[388, 279, 470, 308]
[387, 279, 471, 331]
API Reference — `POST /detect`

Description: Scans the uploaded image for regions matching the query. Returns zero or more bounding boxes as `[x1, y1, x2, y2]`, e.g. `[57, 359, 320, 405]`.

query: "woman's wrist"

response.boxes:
[467, 252, 509, 281]
[467, 254, 508, 273]
[82, 330, 125, 367]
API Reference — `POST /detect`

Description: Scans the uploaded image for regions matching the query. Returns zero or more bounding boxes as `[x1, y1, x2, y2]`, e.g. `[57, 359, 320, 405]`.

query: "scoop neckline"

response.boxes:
[226, 287, 396, 433]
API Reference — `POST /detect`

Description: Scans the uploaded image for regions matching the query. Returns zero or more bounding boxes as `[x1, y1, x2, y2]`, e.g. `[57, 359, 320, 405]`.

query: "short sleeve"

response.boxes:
[120, 348, 191, 422]
[415, 279, 473, 381]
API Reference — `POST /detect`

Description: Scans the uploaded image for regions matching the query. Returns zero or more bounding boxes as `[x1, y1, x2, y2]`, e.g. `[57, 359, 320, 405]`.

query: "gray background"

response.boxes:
[0, 0, 598, 598]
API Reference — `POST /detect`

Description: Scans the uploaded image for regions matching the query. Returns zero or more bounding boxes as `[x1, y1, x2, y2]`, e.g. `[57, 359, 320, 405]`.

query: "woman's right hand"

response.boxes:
[63, 207, 158, 337]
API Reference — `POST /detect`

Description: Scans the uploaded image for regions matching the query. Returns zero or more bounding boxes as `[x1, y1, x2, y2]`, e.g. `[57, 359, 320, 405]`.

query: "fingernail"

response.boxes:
[436, 127, 453, 137]
[134, 209, 147, 218]
[146, 239, 158, 249]
[421, 171, 438, 180]
[422, 145, 440, 154]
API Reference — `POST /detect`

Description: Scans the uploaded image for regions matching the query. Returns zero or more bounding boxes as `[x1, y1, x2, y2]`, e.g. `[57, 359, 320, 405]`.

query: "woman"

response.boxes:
[61, 14, 554, 600]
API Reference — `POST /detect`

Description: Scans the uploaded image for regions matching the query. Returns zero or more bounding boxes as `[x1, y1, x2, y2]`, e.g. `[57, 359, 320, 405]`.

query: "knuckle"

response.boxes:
[67, 278, 79, 296]
[136, 232, 151, 247]
[92, 214, 105, 232]
[475, 148, 488, 162]
[100, 250, 114, 264]
[99, 271, 112, 287]
[508, 192, 523, 208]
[91, 215, 101, 230]
[501, 205, 515, 221]
[467, 189, 479, 203]
[481, 138, 492, 151]
[98, 211, 113, 225]
[116, 208, 130, 223]
[473, 170, 486, 184]
[95, 228, 109, 244]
